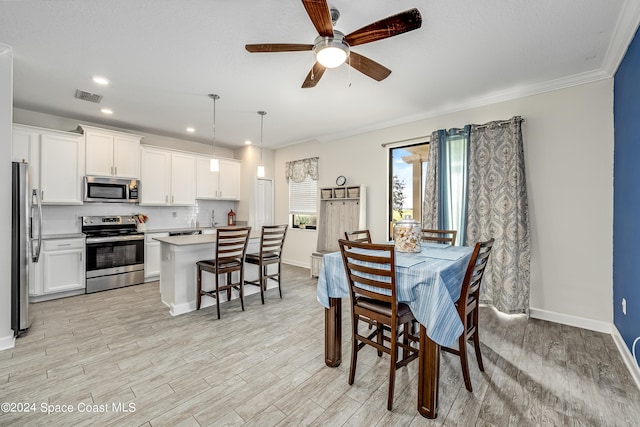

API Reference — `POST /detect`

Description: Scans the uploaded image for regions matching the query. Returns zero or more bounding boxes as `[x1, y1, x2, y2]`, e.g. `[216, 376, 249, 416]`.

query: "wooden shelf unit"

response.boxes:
[311, 185, 367, 277]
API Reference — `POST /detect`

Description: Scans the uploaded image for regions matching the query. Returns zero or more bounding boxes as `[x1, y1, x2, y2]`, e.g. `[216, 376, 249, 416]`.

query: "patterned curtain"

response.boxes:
[422, 130, 442, 229]
[467, 116, 530, 314]
[285, 157, 319, 183]
[423, 117, 530, 314]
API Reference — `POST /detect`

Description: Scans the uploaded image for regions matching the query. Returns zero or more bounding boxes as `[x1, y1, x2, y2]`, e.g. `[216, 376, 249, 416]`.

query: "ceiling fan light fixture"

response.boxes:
[314, 38, 349, 68]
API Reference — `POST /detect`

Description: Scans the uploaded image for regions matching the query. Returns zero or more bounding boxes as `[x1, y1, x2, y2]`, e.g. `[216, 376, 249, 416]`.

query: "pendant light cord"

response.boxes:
[258, 111, 267, 163]
[209, 94, 220, 158]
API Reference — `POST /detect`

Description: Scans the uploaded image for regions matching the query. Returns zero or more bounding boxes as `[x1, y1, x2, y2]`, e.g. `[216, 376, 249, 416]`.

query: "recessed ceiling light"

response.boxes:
[92, 76, 110, 85]
[186, 127, 195, 133]
[245, 140, 252, 145]
[101, 108, 113, 115]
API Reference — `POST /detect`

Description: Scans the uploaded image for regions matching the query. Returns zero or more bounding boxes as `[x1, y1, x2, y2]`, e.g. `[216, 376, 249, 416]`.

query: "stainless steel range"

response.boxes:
[82, 215, 145, 293]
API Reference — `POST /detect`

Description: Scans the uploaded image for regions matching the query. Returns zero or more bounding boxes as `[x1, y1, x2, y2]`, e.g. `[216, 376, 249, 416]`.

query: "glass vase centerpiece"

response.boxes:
[393, 215, 421, 253]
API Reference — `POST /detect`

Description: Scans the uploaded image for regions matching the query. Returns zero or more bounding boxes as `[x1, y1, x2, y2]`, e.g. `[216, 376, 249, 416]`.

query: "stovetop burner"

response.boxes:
[82, 215, 140, 237]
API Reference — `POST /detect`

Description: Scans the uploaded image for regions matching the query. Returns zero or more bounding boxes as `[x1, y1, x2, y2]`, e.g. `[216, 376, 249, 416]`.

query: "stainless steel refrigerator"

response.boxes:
[11, 161, 42, 337]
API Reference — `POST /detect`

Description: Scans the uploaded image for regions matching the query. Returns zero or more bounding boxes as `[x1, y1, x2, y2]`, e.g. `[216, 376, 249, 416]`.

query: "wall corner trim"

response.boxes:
[530, 307, 640, 392]
[612, 325, 640, 391]
[0, 334, 16, 352]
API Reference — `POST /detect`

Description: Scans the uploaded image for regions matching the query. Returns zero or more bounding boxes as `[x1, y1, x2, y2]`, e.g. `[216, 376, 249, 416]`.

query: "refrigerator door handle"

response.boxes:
[31, 189, 43, 262]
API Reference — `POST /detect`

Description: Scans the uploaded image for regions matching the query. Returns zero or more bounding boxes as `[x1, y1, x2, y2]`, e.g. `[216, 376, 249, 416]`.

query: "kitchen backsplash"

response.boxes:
[42, 200, 236, 234]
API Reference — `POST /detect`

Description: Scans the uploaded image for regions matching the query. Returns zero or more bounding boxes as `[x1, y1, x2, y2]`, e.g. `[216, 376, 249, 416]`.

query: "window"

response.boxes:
[289, 174, 317, 229]
[388, 141, 429, 238]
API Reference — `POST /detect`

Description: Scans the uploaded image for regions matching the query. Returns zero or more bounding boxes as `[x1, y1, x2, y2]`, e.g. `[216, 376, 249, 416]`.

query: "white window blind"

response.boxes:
[289, 175, 317, 214]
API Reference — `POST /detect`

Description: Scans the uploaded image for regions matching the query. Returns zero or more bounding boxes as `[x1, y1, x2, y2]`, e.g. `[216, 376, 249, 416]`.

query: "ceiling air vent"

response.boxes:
[74, 89, 103, 103]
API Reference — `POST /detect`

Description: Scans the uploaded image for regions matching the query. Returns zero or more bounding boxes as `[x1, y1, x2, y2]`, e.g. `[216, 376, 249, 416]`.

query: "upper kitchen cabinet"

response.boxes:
[41, 132, 85, 204]
[196, 156, 241, 200]
[139, 146, 196, 206]
[80, 125, 142, 178]
[12, 124, 40, 194]
[13, 124, 85, 205]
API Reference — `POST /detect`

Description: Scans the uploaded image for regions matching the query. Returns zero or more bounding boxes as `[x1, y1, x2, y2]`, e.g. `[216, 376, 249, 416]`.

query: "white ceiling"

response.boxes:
[1, 1, 639, 149]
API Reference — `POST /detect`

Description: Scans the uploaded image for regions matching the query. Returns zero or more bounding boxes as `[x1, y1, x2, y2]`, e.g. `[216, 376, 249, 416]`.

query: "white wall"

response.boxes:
[275, 79, 614, 325]
[235, 144, 274, 228]
[0, 44, 14, 349]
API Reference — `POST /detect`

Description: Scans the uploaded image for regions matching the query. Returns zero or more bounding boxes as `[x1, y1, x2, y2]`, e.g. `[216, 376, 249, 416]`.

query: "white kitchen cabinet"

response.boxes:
[171, 152, 197, 205]
[13, 124, 84, 205]
[40, 131, 85, 205]
[145, 232, 168, 281]
[140, 146, 171, 205]
[82, 125, 142, 178]
[32, 237, 85, 297]
[12, 124, 41, 198]
[196, 156, 241, 200]
[140, 146, 196, 206]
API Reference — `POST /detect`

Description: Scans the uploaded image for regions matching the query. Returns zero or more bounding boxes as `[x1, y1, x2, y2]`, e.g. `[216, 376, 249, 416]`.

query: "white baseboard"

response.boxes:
[0, 333, 15, 351]
[612, 326, 640, 391]
[529, 307, 611, 333]
[282, 259, 310, 269]
[530, 306, 640, 391]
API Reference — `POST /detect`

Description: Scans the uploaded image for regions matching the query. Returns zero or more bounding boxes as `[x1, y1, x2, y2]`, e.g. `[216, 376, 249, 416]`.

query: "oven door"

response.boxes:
[85, 235, 144, 293]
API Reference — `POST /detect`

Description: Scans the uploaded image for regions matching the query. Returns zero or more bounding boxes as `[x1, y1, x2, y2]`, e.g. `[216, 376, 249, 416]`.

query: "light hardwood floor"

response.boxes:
[1, 264, 639, 426]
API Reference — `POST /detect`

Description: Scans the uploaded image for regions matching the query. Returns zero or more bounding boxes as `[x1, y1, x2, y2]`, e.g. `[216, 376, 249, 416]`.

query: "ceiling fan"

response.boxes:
[245, 0, 422, 88]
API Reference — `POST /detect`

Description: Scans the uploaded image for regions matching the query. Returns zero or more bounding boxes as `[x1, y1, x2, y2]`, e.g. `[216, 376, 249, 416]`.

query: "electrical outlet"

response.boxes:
[172, 211, 177, 218]
[622, 298, 627, 315]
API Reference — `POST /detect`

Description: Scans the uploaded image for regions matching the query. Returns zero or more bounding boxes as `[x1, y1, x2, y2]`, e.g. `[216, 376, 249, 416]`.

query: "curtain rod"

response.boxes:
[381, 135, 430, 148]
[380, 118, 525, 147]
[474, 118, 526, 130]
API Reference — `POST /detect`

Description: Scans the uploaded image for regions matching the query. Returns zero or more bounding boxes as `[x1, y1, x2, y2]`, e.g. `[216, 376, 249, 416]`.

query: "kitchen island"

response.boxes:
[155, 231, 274, 316]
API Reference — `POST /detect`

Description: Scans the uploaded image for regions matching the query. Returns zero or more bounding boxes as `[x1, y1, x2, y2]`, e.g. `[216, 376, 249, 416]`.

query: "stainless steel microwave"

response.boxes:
[83, 176, 139, 203]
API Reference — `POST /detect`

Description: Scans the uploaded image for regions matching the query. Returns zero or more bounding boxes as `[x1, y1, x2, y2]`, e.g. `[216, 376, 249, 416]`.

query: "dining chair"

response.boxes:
[421, 229, 457, 245]
[344, 229, 376, 330]
[344, 229, 372, 243]
[443, 237, 494, 392]
[244, 224, 288, 304]
[338, 238, 419, 411]
[196, 226, 252, 319]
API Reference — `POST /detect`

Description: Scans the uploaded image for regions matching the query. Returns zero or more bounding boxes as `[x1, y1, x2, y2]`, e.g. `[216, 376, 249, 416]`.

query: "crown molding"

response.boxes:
[602, 0, 640, 75]
[310, 68, 613, 145]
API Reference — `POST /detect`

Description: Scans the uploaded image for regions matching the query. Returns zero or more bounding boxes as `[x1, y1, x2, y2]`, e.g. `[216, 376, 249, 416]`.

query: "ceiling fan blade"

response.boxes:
[348, 51, 391, 81]
[245, 43, 313, 53]
[344, 8, 422, 47]
[301, 0, 334, 37]
[302, 62, 327, 88]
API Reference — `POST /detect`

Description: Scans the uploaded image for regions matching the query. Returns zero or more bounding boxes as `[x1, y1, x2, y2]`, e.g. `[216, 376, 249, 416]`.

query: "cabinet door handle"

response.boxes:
[165, 195, 168, 203]
[56, 243, 72, 247]
[171, 195, 174, 203]
[114, 166, 117, 176]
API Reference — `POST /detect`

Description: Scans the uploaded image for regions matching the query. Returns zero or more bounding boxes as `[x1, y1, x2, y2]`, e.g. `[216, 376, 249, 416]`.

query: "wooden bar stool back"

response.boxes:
[196, 226, 252, 319]
[244, 224, 288, 304]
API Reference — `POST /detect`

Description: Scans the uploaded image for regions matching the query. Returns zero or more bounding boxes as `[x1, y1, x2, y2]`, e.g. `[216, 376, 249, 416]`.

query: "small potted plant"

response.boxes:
[298, 217, 308, 229]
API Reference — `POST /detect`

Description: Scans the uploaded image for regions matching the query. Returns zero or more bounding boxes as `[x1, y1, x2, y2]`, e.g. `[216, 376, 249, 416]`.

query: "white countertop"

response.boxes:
[154, 230, 261, 246]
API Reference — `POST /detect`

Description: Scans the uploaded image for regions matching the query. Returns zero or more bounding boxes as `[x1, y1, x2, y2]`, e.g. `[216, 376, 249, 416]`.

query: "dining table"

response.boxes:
[316, 242, 473, 419]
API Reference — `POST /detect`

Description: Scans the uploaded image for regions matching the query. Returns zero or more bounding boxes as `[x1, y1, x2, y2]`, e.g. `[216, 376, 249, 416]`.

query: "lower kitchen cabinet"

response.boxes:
[31, 237, 85, 299]
[145, 232, 168, 281]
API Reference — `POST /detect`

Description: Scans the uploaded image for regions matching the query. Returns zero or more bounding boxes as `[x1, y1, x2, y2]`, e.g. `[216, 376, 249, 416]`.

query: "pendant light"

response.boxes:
[208, 93, 220, 172]
[257, 110, 266, 178]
